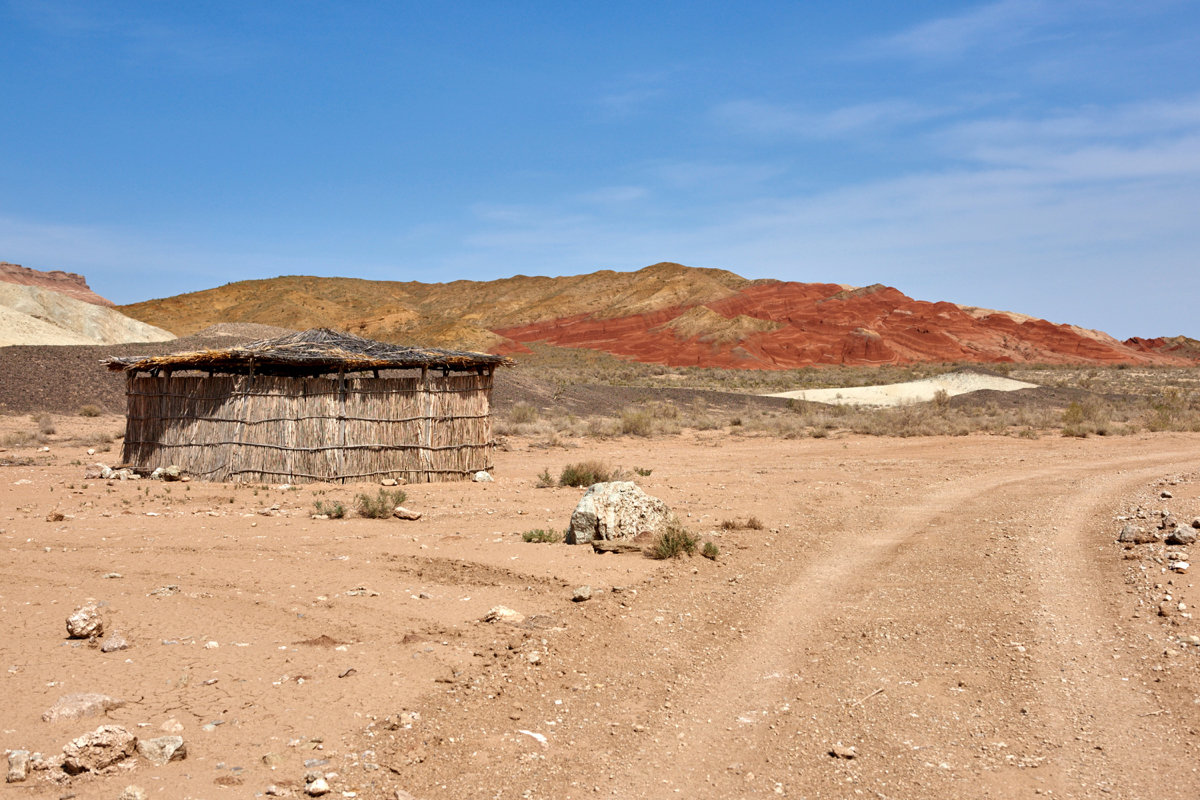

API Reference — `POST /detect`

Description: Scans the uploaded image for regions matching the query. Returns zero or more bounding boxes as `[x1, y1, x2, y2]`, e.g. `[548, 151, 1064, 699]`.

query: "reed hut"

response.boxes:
[104, 328, 511, 484]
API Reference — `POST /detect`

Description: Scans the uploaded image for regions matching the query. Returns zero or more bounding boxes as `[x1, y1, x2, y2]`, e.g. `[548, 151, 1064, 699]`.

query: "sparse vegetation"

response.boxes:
[313, 499, 347, 519]
[35, 415, 55, 435]
[559, 461, 625, 487]
[78, 405, 103, 417]
[720, 516, 764, 531]
[646, 523, 700, 560]
[510, 403, 538, 424]
[634, 467, 652, 477]
[354, 488, 407, 519]
[701, 541, 719, 560]
[522, 528, 562, 543]
[535, 468, 555, 488]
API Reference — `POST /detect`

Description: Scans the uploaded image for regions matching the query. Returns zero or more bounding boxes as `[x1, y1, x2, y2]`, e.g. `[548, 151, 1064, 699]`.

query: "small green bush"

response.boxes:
[522, 528, 562, 543]
[634, 467, 652, 477]
[646, 524, 699, 560]
[701, 541, 719, 560]
[314, 499, 347, 519]
[559, 461, 621, 487]
[620, 409, 654, 436]
[535, 468, 555, 488]
[355, 488, 408, 519]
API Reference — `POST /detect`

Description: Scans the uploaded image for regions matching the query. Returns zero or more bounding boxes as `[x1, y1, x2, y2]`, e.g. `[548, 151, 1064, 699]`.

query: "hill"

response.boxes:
[0, 280, 175, 347]
[118, 262, 1199, 368]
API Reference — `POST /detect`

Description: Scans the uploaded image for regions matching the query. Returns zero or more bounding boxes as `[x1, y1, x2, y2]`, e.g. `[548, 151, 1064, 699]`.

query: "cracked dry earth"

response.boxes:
[2, 416, 1200, 799]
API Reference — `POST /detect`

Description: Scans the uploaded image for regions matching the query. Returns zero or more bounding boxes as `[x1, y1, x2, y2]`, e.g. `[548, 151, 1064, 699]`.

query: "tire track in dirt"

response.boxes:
[619, 446, 1200, 799]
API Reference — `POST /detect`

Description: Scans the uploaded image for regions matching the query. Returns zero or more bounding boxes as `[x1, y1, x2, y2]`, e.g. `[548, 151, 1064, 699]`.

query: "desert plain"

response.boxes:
[3, 409, 1200, 800]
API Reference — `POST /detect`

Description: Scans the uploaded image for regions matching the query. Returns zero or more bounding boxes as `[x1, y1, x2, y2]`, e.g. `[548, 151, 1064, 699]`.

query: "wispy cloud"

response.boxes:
[11, 0, 257, 73]
[711, 98, 952, 139]
[864, 0, 1060, 59]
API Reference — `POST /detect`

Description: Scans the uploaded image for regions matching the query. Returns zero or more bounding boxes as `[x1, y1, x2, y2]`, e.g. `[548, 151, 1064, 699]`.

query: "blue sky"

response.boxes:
[2, 1, 1198, 338]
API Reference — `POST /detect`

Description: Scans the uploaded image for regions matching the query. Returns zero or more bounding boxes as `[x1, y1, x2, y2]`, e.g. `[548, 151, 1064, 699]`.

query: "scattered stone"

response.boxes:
[1169, 561, 1190, 573]
[380, 478, 398, 486]
[42, 693, 125, 723]
[392, 506, 422, 521]
[66, 600, 104, 639]
[102, 572, 123, 579]
[473, 471, 494, 482]
[483, 606, 525, 625]
[101, 630, 130, 653]
[136, 736, 186, 766]
[567, 481, 677, 545]
[45, 510, 65, 522]
[1117, 524, 1156, 544]
[1169, 528, 1199, 545]
[1162, 490, 1174, 499]
[161, 465, 181, 481]
[591, 539, 642, 554]
[305, 776, 331, 796]
[118, 786, 148, 800]
[61, 725, 137, 774]
[160, 718, 184, 733]
[527, 651, 541, 665]
[148, 585, 180, 596]
[829, 742, 858, 760]
[1161, 514, 1178, 530]
[84, 463, 109, 480]
[571, 586, 593, 602]
[6, 750, 29, 783]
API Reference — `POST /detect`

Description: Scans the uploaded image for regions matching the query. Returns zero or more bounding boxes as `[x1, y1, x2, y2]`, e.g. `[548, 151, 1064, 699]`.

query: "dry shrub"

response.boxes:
[559, 461, 624, 487]
[355, 488, 407, 519]
[78, 405, 103, 417]
[646, 523, 699, 559]
[510, 403, 538, 424]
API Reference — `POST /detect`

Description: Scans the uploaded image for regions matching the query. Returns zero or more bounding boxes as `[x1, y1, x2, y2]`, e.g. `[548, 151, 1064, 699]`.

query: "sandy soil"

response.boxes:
[766, 372, 1039, 407]
[3, 415, 1200, 799]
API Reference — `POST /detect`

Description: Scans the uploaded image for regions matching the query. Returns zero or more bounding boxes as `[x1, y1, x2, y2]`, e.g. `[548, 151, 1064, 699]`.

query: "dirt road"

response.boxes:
[2, 421, 1198, 799]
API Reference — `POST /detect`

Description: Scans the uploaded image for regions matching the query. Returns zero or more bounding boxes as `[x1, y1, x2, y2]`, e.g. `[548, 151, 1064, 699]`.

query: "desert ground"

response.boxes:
[3, 410, 1200, 800]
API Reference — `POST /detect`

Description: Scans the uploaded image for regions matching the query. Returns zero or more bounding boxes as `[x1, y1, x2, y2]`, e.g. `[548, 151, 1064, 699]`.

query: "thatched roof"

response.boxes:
[104, 327, 512, 376]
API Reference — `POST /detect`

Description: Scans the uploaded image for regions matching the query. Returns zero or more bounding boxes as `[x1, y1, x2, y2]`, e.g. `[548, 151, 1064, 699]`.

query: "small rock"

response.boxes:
[1117, 524, 1157, 544]
[381, 478, 398, 486]
[66, 600, 104, 639]
[102, 572, 123, 579]
[1167, 528, 1198, 546]
[483, 606, 525, 625]
[571, 586, 593, 603]
[160, 718, 184, 733]
[118, 786, 148, 800]
[306, 776, 331, 796]
[6, 750, 29, 783]
[101, 630, 130, 653]
[61, 725, 137, 774]
[136, 735, 187, 766]
[527, 651, 541, 665]
[84, 463, 109, 479]
[1161, 514, 1179, 530]
[829, 742, 858, 760]
[392, 506, 422, 521]
[42, 693, 125, 723]
[473, 471, 494, 482]
[204, 640, 219, 649]
[161, 465, 181, 481]
[1170, 561, 1190, 573]
[1162, 490, 1174, 499]
[262, 752, 283, 768]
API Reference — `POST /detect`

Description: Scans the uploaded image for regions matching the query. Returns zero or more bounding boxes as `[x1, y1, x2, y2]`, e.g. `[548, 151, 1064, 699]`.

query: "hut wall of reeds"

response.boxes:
[105, 328, 510, 484]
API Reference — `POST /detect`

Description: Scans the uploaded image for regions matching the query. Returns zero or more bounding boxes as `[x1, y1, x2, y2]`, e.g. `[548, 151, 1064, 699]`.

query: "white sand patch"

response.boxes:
[765, 372, 1039, 408]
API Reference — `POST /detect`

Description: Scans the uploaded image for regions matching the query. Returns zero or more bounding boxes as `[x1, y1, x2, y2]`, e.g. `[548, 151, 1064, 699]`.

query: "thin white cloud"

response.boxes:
[711, 98, 950, 139]
[11, 0, 257, 73]
[865, 0, 1059, 59]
